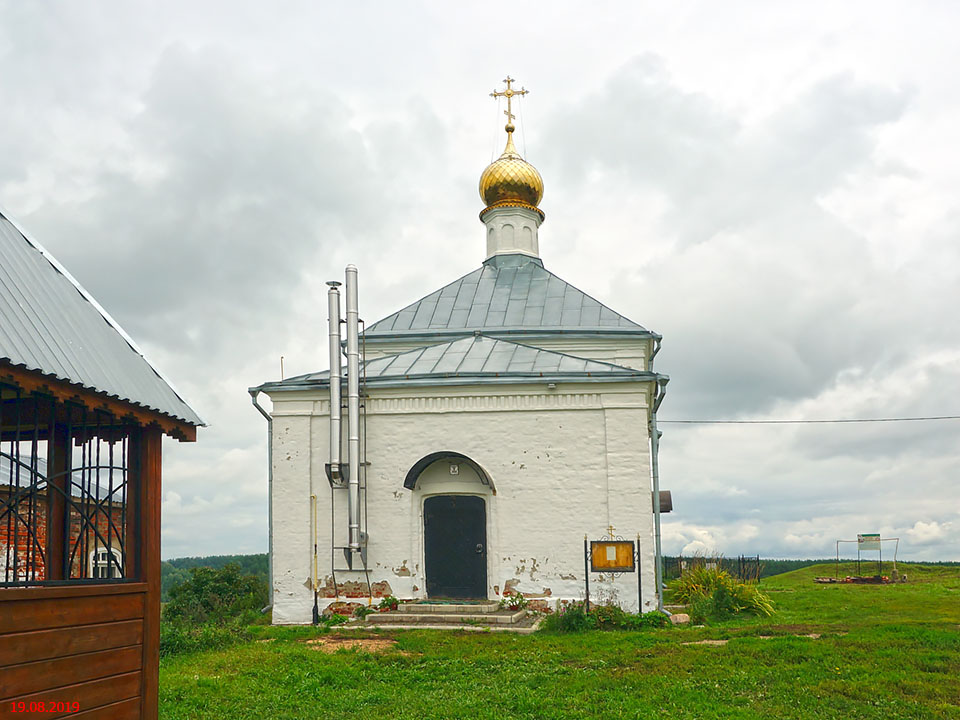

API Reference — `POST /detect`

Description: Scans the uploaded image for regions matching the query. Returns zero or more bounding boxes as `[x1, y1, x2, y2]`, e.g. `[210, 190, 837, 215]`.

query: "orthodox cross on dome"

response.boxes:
[490, 75, 528, 130]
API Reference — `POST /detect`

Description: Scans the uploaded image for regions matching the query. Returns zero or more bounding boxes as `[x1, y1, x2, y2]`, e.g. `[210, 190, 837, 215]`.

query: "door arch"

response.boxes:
[403, 451, 496, 494]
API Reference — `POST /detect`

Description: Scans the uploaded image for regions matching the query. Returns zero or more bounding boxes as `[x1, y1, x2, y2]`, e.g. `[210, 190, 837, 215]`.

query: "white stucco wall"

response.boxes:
[482, 205, 542, 259]
[268, 381, 658, 623]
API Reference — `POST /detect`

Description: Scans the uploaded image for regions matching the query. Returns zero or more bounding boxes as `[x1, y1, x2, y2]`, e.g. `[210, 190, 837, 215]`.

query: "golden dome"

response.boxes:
[479, 127, 544, 216]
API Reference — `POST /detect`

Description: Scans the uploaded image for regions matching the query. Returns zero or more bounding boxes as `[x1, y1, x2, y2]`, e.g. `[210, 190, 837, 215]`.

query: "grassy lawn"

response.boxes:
[159, 563, 960, 719]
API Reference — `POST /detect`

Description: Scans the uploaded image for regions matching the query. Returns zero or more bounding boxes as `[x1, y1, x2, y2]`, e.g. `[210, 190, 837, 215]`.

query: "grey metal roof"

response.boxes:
[256, 334, 659, 393]
[364, 253, 655, 342]
[0, 208, 203, 426]
[1, 455, 122, 501]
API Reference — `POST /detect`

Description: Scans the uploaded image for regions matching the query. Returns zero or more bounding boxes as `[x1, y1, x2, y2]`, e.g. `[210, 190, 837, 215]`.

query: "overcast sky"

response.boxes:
[2, 1, 958, 561]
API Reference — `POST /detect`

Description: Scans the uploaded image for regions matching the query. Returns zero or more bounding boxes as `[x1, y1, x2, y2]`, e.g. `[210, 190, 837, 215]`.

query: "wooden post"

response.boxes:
[135, 426, 162, 720]
[45, 424, 69, 581]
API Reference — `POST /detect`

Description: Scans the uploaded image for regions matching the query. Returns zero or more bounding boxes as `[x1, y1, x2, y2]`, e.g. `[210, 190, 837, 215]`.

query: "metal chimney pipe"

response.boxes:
[326, 281, 343, 482]
[344, 265, 362, 551]
[651, 375, 669, 613]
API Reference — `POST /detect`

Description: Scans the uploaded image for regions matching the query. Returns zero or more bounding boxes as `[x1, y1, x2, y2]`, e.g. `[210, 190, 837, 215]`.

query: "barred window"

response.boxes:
[1, 381, 137, 587]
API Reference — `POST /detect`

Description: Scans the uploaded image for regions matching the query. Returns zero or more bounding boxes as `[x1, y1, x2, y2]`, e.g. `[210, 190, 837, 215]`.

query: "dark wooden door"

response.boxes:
[424, 495, 487, 599]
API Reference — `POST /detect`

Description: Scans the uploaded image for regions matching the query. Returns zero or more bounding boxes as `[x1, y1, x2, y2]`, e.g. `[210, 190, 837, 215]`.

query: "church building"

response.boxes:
[251, 78, 670, 623]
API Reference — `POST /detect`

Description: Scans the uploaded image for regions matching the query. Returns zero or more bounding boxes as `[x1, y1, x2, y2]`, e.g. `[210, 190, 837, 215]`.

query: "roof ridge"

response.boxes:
[366, 264, 483, 334]
[0, 205, 203, 426]
[538, 263, 640, 328]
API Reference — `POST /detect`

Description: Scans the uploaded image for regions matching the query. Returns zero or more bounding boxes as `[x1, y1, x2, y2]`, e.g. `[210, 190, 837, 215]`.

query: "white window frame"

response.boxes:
[89, 547, 123, 579]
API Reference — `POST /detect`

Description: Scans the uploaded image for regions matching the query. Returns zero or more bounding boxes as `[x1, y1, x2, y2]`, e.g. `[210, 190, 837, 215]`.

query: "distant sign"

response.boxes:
[590, 540, 635, 572]
[858, 533, 881, 551]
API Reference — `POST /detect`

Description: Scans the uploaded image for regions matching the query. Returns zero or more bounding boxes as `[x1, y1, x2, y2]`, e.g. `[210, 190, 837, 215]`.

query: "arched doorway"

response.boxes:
[405, 453, 493, 599]
[423, 495, 487, 599]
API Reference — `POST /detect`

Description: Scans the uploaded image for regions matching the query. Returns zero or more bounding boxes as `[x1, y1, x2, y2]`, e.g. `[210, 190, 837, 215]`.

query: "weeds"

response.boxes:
[671, 565, 774, 621]
[539, 602, 670, 632]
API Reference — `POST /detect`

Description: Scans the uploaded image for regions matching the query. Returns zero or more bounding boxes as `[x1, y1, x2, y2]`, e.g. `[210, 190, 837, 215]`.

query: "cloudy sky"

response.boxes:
[2, 1, 958, 561]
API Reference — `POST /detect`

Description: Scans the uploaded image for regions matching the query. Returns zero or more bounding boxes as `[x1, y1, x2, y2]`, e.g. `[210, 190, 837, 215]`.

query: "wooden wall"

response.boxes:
[0, 427, 163, 720]
[0, 584, 147, 718]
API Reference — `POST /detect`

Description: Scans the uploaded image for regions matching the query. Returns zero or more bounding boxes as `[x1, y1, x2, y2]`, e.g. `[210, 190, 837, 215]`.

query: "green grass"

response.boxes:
[159, 563, 960, 719]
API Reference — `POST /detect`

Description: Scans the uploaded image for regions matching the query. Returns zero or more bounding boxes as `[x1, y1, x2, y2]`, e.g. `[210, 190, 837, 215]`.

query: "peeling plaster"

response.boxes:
[314, 576, 394, 599]
[393, 560, 412, 577]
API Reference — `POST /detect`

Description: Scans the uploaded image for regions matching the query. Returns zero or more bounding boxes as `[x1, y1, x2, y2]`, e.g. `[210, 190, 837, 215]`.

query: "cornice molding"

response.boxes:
[271, 388, 650, 417]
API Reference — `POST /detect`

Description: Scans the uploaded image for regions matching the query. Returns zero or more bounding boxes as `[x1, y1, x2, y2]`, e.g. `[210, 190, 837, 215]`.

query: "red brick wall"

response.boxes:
[1, 488, 125, 582]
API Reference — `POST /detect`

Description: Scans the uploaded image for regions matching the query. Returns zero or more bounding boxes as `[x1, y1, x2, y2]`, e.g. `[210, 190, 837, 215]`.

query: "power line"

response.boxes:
[659, 415, 960, 425]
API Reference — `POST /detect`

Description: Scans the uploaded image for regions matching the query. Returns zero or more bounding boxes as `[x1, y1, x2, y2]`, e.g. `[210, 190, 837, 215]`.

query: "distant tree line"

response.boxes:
[161, 553, 267, 602]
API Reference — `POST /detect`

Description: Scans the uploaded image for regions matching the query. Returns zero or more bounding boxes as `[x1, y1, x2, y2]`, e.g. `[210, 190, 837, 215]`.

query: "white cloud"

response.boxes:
[906, 520, 951, 545]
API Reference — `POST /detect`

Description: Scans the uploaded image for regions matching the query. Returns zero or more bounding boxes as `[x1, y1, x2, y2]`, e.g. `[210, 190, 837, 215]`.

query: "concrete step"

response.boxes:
[399, 602, 499, 614]
[364, 609, 527, 626]
[368, 617, 543, 635]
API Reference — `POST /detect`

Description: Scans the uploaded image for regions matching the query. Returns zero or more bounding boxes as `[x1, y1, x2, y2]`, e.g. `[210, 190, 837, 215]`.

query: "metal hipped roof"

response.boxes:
[363, 253, 655, 341]
[256, 334, 660, 392]
[0, 208, 203, 426]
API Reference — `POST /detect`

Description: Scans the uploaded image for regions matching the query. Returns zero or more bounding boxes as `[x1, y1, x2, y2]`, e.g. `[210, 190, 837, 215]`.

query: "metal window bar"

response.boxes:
[66, 406, 129, 581]
[0, 380, 136, 587]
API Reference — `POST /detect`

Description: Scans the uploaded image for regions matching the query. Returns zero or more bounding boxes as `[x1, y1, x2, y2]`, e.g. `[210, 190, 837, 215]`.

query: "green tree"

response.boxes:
[163, 563, 267, 625]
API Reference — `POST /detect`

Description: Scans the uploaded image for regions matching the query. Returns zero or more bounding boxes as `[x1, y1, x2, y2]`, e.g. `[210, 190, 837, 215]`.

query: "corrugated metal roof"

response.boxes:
[0, 208, 203, 426]
[256, 334, 658, 393]
[1, 455, 121, 501]
[364, 253, 654, 341]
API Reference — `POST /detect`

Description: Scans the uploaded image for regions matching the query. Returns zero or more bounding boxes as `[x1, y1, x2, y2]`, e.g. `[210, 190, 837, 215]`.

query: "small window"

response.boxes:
[89, 548, 123, 579]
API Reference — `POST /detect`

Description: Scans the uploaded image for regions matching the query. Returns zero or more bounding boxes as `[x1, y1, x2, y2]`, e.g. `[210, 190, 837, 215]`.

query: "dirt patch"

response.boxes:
[682, 639, 728, 646]
[758, 633, 821, 639]
[682, 631, 836, 647]
[759, 624, 816, 633]
[304, 636, 405, 654]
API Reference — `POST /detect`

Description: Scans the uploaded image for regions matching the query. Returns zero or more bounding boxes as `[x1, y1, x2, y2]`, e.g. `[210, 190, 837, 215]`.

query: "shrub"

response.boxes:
[631, 610, 671, 629]
[672, 566, 774, 620]
[591, 603, 628, 629]
[540, 602, 673, 633]
[541, 601, 596, 632]
[163, 563, 268, 625]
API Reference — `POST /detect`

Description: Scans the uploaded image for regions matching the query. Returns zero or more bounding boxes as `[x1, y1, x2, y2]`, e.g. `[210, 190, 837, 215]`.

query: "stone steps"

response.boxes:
[364, 608, 526, 625]
[368, 620, 542, 635]
[361, 601, 538, 632]
[398, 602, 499, 614]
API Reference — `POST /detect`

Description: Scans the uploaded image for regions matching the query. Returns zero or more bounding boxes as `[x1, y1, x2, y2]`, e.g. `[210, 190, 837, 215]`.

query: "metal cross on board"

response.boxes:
[490, 75, 528, 126]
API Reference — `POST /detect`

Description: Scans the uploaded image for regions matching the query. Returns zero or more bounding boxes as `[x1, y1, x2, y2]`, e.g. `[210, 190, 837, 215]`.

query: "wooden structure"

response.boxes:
[0, 209, 201, 719]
